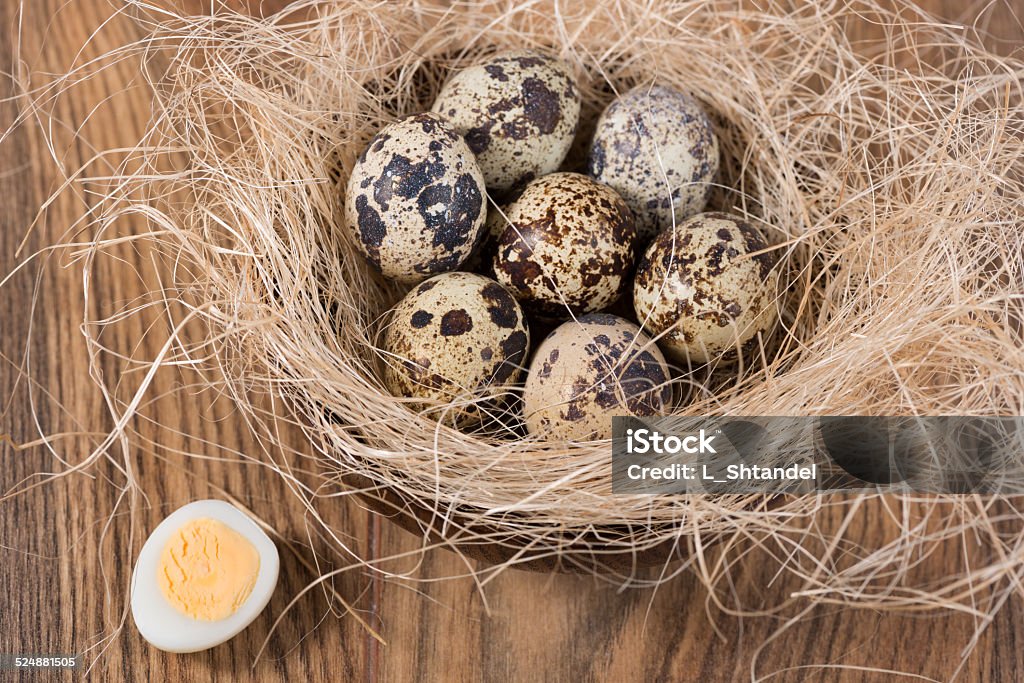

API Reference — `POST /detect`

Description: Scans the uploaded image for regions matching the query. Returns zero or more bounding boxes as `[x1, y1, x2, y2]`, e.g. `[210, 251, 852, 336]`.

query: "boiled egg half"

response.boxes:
[131, 499, 280, 653]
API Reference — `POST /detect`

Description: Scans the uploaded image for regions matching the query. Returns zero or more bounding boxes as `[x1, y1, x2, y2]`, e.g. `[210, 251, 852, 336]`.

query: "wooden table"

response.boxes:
[2, 1, 1022, 681]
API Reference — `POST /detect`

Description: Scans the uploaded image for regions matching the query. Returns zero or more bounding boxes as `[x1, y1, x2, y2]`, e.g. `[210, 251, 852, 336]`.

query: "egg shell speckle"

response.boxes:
[344, 113, 486, 283]
[633, 212, 779, 364]
[432, 50, 581, 194]
[382, 272, 530, 422]
[492, 172, 637, 320]
[523, 313, 672, 441]
[587, 85, 720, 242]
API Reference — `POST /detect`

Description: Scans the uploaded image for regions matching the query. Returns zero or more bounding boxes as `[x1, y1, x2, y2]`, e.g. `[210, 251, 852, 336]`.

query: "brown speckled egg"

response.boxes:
[344, 113, 486, 283]
[587, 85, 720, 242]
[633, 212, 779, 365]
[431, 50, 580, 194]
[523, 313, 672, 441]
[492, 172, 637, 320]
[382, 272, 530, 422]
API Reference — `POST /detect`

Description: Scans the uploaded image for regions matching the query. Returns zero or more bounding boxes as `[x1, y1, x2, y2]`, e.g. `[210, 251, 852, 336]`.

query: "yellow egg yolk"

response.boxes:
[157, 517, 260, 621]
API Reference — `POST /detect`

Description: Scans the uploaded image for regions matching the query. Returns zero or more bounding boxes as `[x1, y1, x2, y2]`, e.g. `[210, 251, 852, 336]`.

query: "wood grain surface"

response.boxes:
[1, 1, 1022, 681]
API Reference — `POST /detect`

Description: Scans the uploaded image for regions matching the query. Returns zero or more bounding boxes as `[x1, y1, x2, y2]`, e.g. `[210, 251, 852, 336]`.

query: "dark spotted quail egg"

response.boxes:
[431, 50, 580, 194]
[587, 85, 720, 242]
[382, 272, 530, 422]
[633, 212, 779, 365]
[523, 314, 672, 441]
[492, 172, 637, 320]
[344, 113, 486, 283]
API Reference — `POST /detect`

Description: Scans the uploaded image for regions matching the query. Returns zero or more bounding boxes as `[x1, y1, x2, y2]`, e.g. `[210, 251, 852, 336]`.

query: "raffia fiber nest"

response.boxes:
[76, 0, 1024, 615]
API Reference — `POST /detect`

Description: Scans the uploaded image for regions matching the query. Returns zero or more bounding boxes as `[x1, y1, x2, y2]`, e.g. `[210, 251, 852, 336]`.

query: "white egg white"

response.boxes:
[130, 499, 280, 653]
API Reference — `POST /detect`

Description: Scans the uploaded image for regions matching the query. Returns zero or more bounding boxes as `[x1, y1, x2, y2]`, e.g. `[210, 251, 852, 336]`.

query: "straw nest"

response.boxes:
[70, 0, 1024, 612]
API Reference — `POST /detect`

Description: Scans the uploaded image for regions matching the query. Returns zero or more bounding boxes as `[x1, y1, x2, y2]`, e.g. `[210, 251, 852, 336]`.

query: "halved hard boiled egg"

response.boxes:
[131, 499, 280, 653]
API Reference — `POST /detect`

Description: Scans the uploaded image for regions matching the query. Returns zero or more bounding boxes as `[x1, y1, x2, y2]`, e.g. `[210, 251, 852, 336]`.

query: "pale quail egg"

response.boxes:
[587, 85, 720, 241]
[492, 172, 637, 320]
[633, 212, 779, 364]
[344, 112, 486, 283]
[432, 50, 580, 194]
[131, 499, 280, 653]
[524, 313, 672, 441]
[382, 272, 529, 422]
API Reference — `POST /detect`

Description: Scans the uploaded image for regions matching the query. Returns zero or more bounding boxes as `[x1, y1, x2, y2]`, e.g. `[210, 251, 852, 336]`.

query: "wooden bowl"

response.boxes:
[344, 472, 717, 574]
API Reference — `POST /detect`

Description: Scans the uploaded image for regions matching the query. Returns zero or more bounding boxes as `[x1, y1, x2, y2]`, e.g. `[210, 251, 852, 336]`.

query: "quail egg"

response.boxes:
[633, 212, 779, 364]
[492, 172, 637, 320]
[523, 313, 672, 441]
[587, 85, 720, 242]
[382, 272, 529, 422]
[344, 112, 486, 283]
[432, 50, 580, 194]
[131, 499, 280, 653]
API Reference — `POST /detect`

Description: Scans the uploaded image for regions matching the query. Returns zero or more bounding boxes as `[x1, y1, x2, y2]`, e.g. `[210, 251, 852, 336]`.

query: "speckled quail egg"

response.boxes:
[587, 85, 720, 242]
[382, 272, 530, 422]
[344, 112, 486, 283]
[431, 50, 581, 194]
[492, 172, 637, 320]
[633, 212, 779, 365]
[523, 313, 672, 441]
